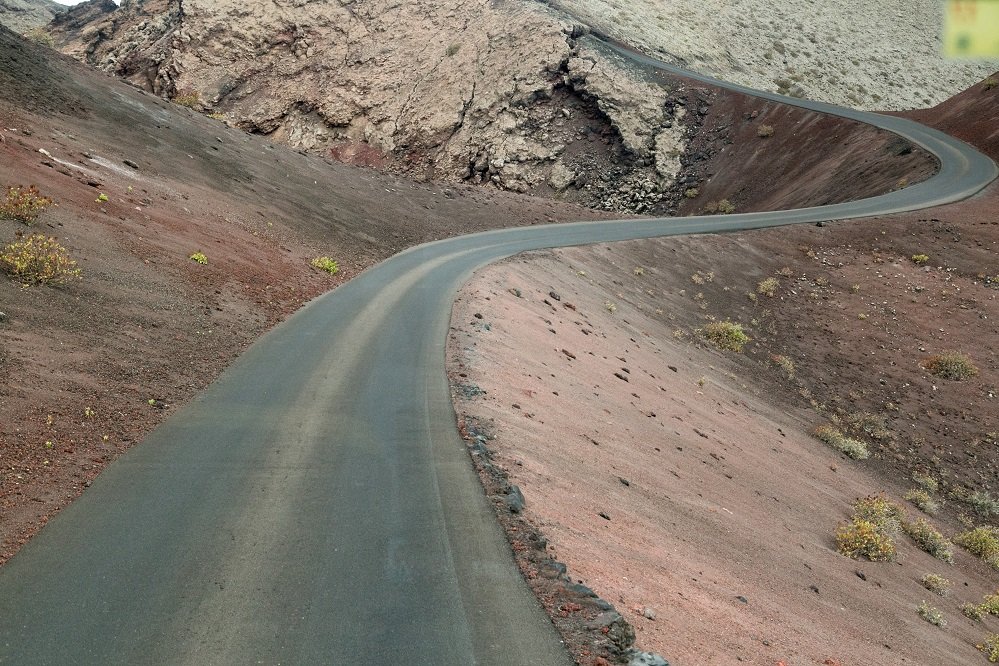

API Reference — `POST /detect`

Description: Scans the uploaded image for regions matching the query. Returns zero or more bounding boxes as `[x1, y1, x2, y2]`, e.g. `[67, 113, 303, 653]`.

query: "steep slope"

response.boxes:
[448, 72, 999, 665]
[0, 0, 62, 33]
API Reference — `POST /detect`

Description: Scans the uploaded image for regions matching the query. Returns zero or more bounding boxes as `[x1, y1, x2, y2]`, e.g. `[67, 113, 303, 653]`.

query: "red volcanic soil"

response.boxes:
[0, 27, 603, 564]
[448, 74, 998, 664]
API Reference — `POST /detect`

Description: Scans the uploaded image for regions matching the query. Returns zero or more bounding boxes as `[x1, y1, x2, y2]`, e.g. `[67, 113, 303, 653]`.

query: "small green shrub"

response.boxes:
[913, 472, 939, 493]
[445, 43, 460, 57]
[189, 251, 208, 265]
[757, 124, 775, 138]
[757, 277, 779, 297]
[174, 90, 200, 108]
[917, 601, 945, 627]
[311, 256, 339, 274]
[0, 234, 81, 285]
[967, 490, 999, 517]
[701, 321, 750, 352]
[955, 527, 999, 568]
[96, 193, 109, 203]
[980, 592, 999, 617]
[964, 603, 985, 621]
[814, 425, 870, 460]
[985, 77, 998, 91]
[904, 488, 940, 515]
[704, 199, 736, 215]
[904, 518, 954, 562]
[922, 351, 978, 381]
[683, 187, 700, 198]
[1, 185, 52, 224]
[981, 634, 999, 663]
[920, 573, 950, 596]
[912, 254, 929, 265]
[853, 495, 905, 535]
[836, 518, 895, 561]
[771, 354, 795, 377]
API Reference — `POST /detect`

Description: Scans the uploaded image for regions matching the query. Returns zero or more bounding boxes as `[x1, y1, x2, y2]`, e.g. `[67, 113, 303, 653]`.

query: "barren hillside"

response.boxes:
[0, 0, 62, 33]
[448, 73, 999, 665]
[551, 0, 997, 110]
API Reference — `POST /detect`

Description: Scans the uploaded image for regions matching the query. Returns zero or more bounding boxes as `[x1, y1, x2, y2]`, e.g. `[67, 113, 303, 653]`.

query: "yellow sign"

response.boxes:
[944, 0, 999, 57]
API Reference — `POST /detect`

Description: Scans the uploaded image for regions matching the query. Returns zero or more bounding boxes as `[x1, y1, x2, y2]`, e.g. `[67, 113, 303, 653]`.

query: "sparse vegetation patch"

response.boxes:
[1, 185, 52, 224]
[955, 527, 999, 568]
[903, 518, 954, 562]
[704, 199, 736, 215]
[756, 277, 779, 297]
[311, 256, 339, 274]
[920, 573, 950, 596]
[814, 424, 870, 460]
[922, 351, 978, 381]
[904, 488, 940, 515]
[980, 634, 999, 663]
[701, 321, 750, 352]
[917, 601, 945, 627]
[0, 234, 81, 285]
[756, 124, 775, 138]
[836, 518, 895, 561]
[189, 252, 208, 265]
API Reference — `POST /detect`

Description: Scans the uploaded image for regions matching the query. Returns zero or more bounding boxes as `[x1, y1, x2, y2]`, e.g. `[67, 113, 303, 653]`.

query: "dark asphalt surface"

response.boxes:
[1, 35, 996, 666]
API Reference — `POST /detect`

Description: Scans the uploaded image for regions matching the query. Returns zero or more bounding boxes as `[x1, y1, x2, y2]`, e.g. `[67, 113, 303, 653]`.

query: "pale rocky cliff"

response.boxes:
[49, 0, 687, 213]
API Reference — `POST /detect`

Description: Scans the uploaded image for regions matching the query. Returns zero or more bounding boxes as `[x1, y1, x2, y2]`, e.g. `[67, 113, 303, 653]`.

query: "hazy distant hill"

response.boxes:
[0, 0, 63, 34]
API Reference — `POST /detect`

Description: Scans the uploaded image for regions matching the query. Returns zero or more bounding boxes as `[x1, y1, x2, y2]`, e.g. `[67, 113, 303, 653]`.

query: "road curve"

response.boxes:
[1, 35, 996, 665]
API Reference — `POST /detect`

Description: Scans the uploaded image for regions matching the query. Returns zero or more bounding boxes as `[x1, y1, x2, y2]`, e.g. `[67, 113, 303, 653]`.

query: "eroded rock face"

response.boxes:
[49, 0, 688, 213]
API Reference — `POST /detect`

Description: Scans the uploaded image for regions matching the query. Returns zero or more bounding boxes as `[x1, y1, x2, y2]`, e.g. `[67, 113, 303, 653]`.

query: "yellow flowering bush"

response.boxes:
[835, 518, 896, 561]
[310, 256, 339, 274]
[0, 234, 81, 285]
[1, 185, 52, 224]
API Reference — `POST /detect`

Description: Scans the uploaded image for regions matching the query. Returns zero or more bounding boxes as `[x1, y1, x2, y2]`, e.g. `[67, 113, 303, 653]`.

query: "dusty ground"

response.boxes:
[0, 27, 604, 564]
[447, 77, 999, 663]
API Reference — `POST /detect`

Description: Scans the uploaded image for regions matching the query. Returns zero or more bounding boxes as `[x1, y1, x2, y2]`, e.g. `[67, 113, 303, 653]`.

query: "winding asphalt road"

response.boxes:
[1, 35, 995, 665]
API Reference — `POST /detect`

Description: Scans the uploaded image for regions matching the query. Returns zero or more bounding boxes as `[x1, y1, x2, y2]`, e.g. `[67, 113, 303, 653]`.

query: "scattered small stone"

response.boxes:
[0, 311, 7, 323]
[736, 595, 748, 604]
[505, 485, 525, 514]
[563, 302, 576, 311]
[549, 291, 561, 301]
[562, 349, 576, 360]
[855, 570, 867, 581]
[809, 585, 820, 594]
[123, 159, 140, 170]
[508, 288, 522, 298]
[512, 403, 521, 410]
[614, 372, 629, 382]
[668, 365, 678, 372]
[642, 607, 656, 620]
[619, 477, 630, 486]
[626, 649, 670, 666]
[473, 313, 483, 319]
[86, 180, 101, 188]
[598, 511, 611, 520]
